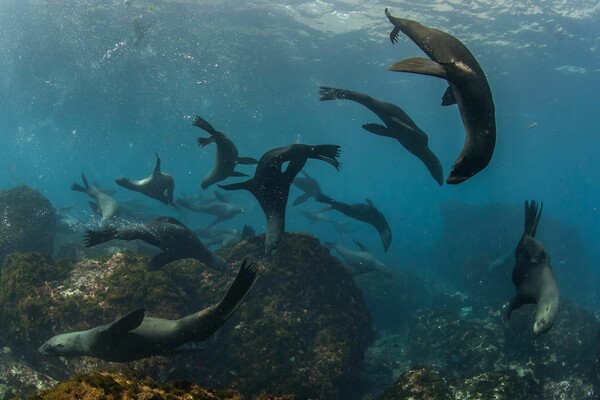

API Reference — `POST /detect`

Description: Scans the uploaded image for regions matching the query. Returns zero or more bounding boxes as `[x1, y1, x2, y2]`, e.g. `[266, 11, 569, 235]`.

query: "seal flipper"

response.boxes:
[240, 225, 255, 240]
[149, 252, 179, 270]
[71, 183, 86, 192]
[319, 86, 350, 101]
[105, 308, 145, 335]
[505, 296, 524, 320]
[314, 193, 335, 206]
[218, 181, 253, 193]
[388, 57, 448, 79]
[353, 240, 368, 252]
[229, 171, 249, 178]
[192, 116, 218, 134]
[524, 200, 543, 237]
[197, 137, 216, 147]
[212, 259, 258, 321]
[237, 157, 258, 165]
[214, 191, 228, 203]
[441, 86, 457, 106]
[292, 192, 312, 206]
[152, 152, 162, 177]
[362, 123, 393, 137]
[84, 228, 119, 247]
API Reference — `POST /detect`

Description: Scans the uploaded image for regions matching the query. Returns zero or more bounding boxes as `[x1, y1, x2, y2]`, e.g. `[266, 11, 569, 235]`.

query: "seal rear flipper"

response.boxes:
[240, 224, 255, 240]
[214, 191, 229, 203]
[353, 240, 368, 252]
[418, 147, 445, 186]
[318, 86, 350, 101]
[84, 228, 119, 247]
[523, 200, 543, 237]
[441, 86, 457, 106]
[206, 217, 226, 230]
[310, 144, 341, 170]
[292, 192, 312, 206]
[388, 57, 448, 79]
[237, 156, 258, 165]
[197, 137, 216, 147]
[105, 308, 145, 335]
[153, 152, 162, 176]
[218, 180, 253, 193]
[192, 116, 218, 134]
[213, 259, 258, 321]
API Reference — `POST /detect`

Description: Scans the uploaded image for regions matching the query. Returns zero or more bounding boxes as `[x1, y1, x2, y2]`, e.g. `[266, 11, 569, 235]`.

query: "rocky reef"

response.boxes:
[0, 186, 56, 268]
[0, 232, 373, 399]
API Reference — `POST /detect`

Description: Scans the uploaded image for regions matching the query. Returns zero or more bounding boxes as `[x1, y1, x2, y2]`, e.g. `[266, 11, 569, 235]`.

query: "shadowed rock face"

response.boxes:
[0, 185, 56, 267]
[0, 232, 373, 400]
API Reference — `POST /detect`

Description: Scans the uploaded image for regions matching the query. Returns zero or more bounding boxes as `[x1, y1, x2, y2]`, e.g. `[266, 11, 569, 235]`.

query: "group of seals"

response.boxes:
[506, 200, 559, 335]
[39, 260, 258, 362]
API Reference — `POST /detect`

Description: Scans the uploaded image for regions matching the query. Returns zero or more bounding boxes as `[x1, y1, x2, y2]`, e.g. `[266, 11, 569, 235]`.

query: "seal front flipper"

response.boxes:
[388, 57, 448, 79]
[104, 308, 145, 335]
[319, 86, 350, 101]
[84, 228, 118, 247]
[441, 86, 457, 106]
[197, 137, 217, 147]
[362, 123, 392, 137]
[229, 171, 249, 178]
[192, 116, 218, 134]
[353, 240, 368, 252]
[505, 297, 524, 320]
[292, 192, 312, 206]
[237, 157, 258, 165]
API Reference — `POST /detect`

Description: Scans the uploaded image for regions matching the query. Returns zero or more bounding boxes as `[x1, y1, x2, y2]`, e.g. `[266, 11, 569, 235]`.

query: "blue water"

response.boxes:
[0, 1, 598, 306]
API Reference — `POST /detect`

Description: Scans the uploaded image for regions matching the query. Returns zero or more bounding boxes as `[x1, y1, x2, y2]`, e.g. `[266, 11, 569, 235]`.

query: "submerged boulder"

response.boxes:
[0, 186, 56, 268]
[0, 232, 373, 399]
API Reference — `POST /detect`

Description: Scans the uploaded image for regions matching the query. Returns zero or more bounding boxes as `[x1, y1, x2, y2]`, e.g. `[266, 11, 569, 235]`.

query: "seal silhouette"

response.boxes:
[219, 144, 341, 253]
[319, 86, 444, 185]
[115, 152, 177, 207]
[506, 200, 559, 336]
[39, 260, 258, 362]
[72, 173, 118, 225]
[385, 8, 496, 184]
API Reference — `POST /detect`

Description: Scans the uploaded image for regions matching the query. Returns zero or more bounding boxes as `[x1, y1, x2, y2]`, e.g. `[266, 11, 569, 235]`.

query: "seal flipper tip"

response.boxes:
[213, 259, 259, 321]
[84, 228, 118, 248]
[388, 57, 448, 79]
[197, 137, 216, 147]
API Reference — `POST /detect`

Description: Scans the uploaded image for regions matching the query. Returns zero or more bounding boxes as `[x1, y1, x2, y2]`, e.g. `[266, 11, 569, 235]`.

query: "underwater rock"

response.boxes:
[30, 371, 245, 399]
[0, 233, 372, 400]
[450, 371, 539, 400]
[0, 186, 56, 268]
[0, 346, 57, 400]
[377, 366, 452, 400]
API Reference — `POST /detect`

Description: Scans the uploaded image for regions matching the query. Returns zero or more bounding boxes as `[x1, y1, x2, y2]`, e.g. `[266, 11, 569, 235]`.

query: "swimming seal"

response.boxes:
[315, 193, 392, 252]
[385, 8, 496, 184]
[115, 152, 177, 208]
[506, 200, 559, 336]
[39, 260, 258, 362]
[319, 86, 444, 186]
[193, 116, 258, 189]
[219, 144, 341, 253]
[324, 240, 393, 278]
[84, 216, 226, 271]
[71, 173, 118, 225]
[176, 197, 245, 229]
[292, 170, 322, 206]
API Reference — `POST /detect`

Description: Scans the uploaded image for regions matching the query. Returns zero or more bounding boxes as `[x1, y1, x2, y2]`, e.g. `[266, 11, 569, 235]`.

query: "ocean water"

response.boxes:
[0, 0, 599, 396]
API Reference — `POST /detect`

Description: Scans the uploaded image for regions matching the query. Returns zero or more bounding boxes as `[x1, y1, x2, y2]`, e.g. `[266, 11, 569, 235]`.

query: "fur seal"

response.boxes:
[324, 240, 393, 278]
[72, 173, 118, 225]
[39, 260, 258, 362]
[315, 193, 392, 252]
[219, 144, 341, 253]
[319, 86, 444, 186]
[193, 116, 258, 189]
[506, 200, 559, 336]
[84, 216, 226, 271]
[385, 8, 496, 184]
[115, 152, 177, 208]
[176, 197, 245, 229]
[292, 170, 322, 206]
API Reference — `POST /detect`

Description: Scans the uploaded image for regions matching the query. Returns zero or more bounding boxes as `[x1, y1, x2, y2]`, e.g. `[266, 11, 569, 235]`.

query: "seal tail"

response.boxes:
[319, 86, 350, 101]
[213, 259, 259, 321]
[311, 144, 341, 170]
[523, 200, 543, 238]
[83, 228, 118, 247]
